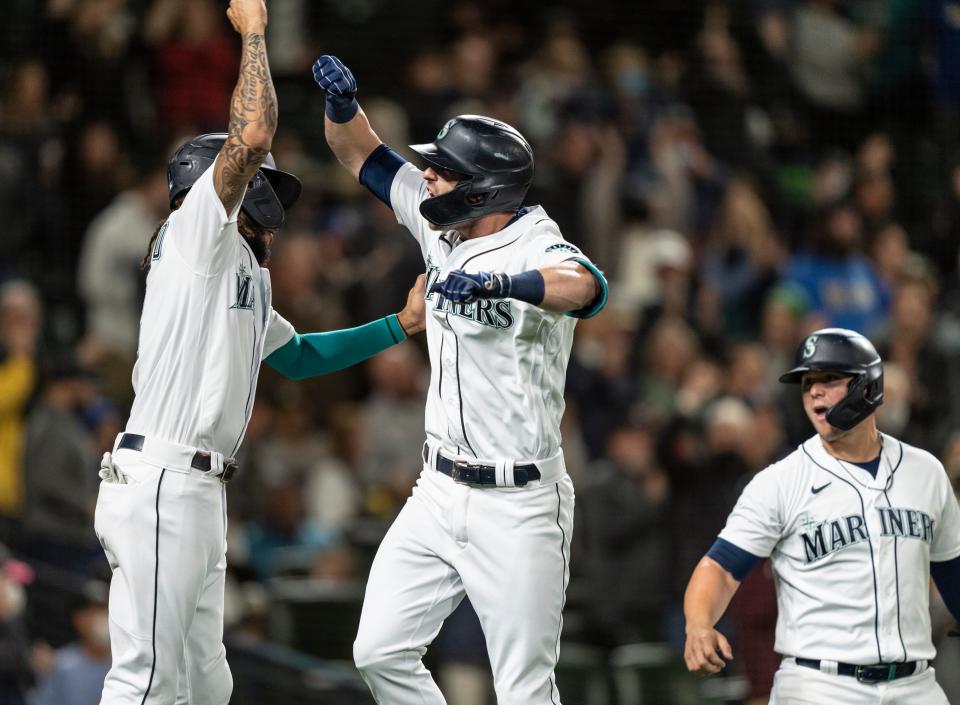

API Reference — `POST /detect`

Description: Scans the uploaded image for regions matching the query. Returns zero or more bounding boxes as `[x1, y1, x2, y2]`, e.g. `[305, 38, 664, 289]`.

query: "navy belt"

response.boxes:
[117, 433, 239, 482]
[795, 658, 918, 683]
[422, 445, 540, 487]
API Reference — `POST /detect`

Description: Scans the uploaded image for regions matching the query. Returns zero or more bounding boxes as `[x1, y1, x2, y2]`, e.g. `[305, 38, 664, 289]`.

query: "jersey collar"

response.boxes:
[804, 433, 899, 491]
[444, 205, 545, 251]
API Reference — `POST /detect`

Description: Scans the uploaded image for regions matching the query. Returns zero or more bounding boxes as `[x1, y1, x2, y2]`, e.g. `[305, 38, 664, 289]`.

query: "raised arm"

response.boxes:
[312, 55, 382, 178]
[213, 0, 277, 215]
[683, 556, 741, 675]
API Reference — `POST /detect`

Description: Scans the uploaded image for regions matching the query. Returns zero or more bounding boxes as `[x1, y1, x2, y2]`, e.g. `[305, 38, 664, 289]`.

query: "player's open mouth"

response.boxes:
[813, 405, 829, 419]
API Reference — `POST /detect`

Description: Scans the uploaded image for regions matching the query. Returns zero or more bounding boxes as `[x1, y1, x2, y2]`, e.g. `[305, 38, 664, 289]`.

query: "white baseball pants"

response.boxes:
[94, 448, 232, 705]
[354, 465, 575, 705]
[770, 658, 950, 704]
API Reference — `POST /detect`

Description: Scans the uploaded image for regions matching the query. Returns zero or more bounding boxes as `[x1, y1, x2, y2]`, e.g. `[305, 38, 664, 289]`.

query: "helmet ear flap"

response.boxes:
[825, 372, 884, 431]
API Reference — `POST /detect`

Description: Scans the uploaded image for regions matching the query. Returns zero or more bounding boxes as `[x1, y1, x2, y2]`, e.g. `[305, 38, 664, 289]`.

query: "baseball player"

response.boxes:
[312, 55, 608, 705]
[683, 328, 960, 704]
[93, 5, 426, 704]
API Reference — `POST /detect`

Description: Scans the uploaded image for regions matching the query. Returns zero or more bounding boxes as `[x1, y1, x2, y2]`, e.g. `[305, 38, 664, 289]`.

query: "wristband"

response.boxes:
[500, 270, 544, 305]
[325, 95, 359, 123]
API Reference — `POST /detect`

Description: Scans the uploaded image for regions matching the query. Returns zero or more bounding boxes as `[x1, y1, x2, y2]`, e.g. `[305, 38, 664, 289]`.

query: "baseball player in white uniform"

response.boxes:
[684, 328, 960, 704]
[312, 55, 608, 705]
[93, 6, 426, 704]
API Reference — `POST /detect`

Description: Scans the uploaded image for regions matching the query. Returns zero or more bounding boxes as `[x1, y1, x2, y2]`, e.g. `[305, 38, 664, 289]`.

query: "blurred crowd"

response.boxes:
[2, 0, 960, 703]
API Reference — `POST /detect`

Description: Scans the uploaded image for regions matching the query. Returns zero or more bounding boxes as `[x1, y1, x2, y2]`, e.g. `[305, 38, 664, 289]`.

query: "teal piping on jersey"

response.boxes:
[265, 315, 406, 380]
[566, 257, 608, 319]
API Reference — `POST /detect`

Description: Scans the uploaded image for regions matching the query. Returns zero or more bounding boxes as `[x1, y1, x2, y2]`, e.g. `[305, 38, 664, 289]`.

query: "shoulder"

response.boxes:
[754, 450, 803, 485]
[888, 435, 946, 477]
[743, 446, 810, 498]
[518, 209, 565, 241]
[518, 209, 589, 259]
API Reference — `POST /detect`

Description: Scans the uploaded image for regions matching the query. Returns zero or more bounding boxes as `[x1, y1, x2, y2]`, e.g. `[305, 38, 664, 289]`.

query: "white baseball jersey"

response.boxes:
[388, 162, 591, 461]
[125, 163, 294, 456]
[352, 150, 602, 705]
[719, 433, 960, 664]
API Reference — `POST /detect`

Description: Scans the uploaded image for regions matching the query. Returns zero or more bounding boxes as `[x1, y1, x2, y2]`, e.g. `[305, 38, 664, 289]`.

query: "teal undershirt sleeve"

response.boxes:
[265, 314, 406, 380]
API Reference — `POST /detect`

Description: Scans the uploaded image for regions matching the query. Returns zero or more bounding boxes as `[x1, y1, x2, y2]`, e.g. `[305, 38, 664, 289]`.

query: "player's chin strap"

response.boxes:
[495, 458, 516, 488]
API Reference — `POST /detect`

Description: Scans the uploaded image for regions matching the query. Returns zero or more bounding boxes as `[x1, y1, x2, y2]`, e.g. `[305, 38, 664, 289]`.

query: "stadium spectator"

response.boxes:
[31, 581, 110, 705]
[21, 352, 101, 575]
[144, 0, 238, 137]
[77, 161, 168, 365]
[0, 282, 42, 543]
[780, 194, 890, 337]
[354, 345, 427, 518]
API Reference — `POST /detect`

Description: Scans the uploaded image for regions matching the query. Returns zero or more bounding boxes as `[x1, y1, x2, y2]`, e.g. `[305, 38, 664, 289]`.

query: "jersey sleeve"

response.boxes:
[717, 464, 785, 558]
[387, 161, 437, 262]
[521, 224, 608, 318]
[263, 308, 296, 358]
[358, 144, 436, 262]
[931, 470, 960, 561]
[165, 158, 242, 272]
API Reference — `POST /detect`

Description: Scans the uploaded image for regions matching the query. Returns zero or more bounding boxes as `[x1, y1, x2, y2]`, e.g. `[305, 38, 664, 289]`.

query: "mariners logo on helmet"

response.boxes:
[802, 335, 818, 359]
[437, 119, 456, 140]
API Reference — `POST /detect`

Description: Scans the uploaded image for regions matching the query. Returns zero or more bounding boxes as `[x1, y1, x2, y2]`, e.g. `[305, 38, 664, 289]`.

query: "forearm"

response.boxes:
[324, 109, 381, 179]
[265, 315, 406, 380]
[539, 262, 600, 313]
[215, 23, 276, 210]
[684, 557, 741, 631]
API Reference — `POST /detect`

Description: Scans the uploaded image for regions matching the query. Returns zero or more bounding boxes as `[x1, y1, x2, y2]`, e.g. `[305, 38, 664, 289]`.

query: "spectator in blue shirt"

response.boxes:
[781, 196, 890, 337]
[32, 582, 110, 705]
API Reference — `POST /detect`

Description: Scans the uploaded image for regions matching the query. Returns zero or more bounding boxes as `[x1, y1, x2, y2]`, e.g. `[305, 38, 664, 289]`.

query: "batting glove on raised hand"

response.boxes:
[312, 55, 359, 123]
[430, 270, 510, 304]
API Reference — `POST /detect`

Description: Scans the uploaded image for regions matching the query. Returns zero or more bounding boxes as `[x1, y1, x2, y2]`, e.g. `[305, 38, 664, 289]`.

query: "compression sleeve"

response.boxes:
[359, 144, 407, 207]
[931, 555, 960, 622]
[706, 537, 763, 582]
[264, 315, 406, 380]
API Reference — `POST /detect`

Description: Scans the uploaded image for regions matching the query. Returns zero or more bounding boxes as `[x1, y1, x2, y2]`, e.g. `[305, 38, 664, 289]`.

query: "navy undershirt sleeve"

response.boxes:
[358, 144, 407, 208]
[706, 537, 763, 581]
[931, 555, 960, 622]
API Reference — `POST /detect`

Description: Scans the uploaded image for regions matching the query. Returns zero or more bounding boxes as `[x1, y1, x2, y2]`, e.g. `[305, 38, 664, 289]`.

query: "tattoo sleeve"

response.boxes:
[214, 31, 278, 214]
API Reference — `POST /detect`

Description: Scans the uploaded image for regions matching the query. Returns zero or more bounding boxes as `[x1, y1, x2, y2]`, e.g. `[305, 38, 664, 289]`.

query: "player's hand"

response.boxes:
[226, 0, 268, 34]
[312, 55, 357, 100]
[312, 55, 360, 123]
[429, 270, 509, 304]
[397, 274, 427, 336]
[683, 625, 733, 675]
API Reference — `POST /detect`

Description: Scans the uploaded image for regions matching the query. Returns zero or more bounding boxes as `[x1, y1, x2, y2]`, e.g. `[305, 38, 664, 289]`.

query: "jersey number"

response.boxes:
[151, 221, 169, 262]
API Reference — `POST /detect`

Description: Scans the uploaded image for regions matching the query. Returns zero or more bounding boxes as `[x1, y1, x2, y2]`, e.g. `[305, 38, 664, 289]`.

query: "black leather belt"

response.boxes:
[795, 658, 918, 683]
[117, 433, 239, 482]
[422, 445, 540, 487]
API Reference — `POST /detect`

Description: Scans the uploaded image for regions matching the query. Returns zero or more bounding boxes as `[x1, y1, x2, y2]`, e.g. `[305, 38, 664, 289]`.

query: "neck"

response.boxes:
[821, 420, 881, 462]
[456, 212, 514, 240]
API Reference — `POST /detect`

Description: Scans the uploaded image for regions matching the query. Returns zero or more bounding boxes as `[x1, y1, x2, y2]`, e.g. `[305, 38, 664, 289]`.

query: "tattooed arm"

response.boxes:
[214, 0, 276, 215]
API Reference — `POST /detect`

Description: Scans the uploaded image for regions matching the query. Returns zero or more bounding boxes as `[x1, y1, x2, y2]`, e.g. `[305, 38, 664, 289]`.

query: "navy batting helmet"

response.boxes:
[779, 328, 884, 431]
[410, 115, 534, 227]
[167, 133, 302, 229]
